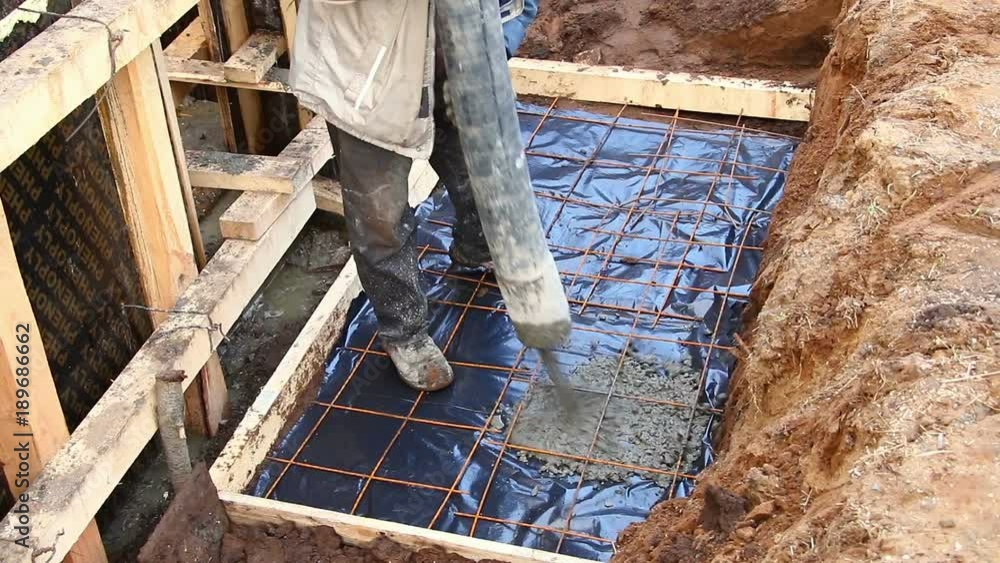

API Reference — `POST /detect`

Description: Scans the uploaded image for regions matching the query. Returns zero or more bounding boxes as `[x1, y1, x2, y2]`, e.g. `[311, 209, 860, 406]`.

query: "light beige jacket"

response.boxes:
[290, 0, 436, 159]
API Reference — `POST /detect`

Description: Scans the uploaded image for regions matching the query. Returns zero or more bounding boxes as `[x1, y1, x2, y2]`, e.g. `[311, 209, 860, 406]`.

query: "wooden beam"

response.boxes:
[167, 56, 814, 122]
[219, 117, 332, 240]
[211, 160, 438, 491]
[222, 492, 586, 563]
[0, 199, 107, 563]
[0, 0, 199, 172]
[164, 17, 209, 60]
[0, 186, 317, 563]
[218, 0, 265, 153]
[167, 56, 291, 93]
[99, 46, 199, 324]
[508, 58, 813, 121]
[186, 151, 305, 193]
[196, 1, 239, 151]
[102, 41, 228, 439]
[313, 176, 344, 216]
[152, 40, 229, 436]
[165, 17, 210, 105]
[224, 31, 287, 84]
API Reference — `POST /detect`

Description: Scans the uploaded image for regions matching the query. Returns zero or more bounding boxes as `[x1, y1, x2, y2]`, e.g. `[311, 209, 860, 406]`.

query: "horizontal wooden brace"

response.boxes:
[164, 17, 209, 60]
[167, 56, 291, 93]
[167, 56, 814, 121]
[224, 31, 287, 84]
[218, 116, 333, 240]
[508, 58, 813, 121]
[313, 176, 345, 216]
[187, 151, 306, 193]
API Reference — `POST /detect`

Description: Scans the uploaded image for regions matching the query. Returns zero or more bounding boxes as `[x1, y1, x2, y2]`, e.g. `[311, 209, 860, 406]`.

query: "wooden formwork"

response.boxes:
[0, 0, 814, 561]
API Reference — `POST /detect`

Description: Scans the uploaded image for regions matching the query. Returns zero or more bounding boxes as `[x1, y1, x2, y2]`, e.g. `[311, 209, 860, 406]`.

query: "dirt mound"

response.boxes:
[615, 0, 1000, 560]
[521, 0, 845, 83]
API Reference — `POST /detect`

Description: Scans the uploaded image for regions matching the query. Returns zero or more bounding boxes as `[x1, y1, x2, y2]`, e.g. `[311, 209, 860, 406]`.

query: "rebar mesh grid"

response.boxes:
[252, 100, 799, 561]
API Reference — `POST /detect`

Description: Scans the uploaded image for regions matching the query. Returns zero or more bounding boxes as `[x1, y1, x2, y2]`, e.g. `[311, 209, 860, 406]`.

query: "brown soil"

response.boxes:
[140, 465, 500, 563]
[220, 524, 499, 563]
[521, 0, 846, 84]
[615, 0, 1000, 561]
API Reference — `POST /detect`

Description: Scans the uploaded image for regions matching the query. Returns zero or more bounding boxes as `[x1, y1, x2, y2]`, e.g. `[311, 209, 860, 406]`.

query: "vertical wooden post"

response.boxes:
[152, 41, 230, 433]
[197, 0, 241, 152]
[277, 0, 311, 127]
[0, 210, 107, 562]
[99, 44, 229, 435]
[201, 0, 266, 153]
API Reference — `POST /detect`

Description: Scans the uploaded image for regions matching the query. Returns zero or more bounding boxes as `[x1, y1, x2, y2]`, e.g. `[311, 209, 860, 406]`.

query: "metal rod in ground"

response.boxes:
[155, 370, 192, 490]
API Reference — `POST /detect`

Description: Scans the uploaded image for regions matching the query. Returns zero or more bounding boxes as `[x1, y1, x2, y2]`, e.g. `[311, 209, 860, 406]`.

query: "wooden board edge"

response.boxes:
[223, 31, 287, 84]
[166, 55, 813, 121]
[211, 161, 438, 491]
[0, 0, 199, 171]
[221, 492, 588, 563]
[508, 58, 814, 121]
[210, 259, 361, 491]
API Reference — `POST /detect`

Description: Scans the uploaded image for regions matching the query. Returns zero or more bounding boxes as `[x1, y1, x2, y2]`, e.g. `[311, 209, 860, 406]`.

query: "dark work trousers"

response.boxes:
[326, 85, 490, 344]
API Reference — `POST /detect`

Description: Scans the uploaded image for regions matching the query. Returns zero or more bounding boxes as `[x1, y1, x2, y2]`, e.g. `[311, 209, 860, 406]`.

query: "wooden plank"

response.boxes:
[164, 17, 209, 60]
[166, 56, 814, 121]
[211, 161, 437, 491]
[509, 58, 813, 121]
[224, 31, 287, 84]
[0, 186, 317, 563]
[103, 42, 228, 436]
[99, 46, 199, 325]
[152, 40, 229, 436]
[0, 0, 199, 172]
[187, 150, 305, 193]
[196, 1, 239, 151]
[168, 56, 291, 93]
[0, 199, 107, 563]
[219, 117, 332, 240]
[313, 176, 344, 216]
[222, 492, 586, 563]
[218, 0, 265, 153]
[165, 17, 210, 105]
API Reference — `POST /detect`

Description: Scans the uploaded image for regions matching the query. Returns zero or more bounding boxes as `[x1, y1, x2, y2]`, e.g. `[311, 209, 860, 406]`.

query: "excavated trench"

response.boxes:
[137, 0, 1000, 561]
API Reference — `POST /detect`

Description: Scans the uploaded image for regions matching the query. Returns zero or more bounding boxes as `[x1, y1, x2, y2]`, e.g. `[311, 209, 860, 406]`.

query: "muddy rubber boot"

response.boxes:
[383, 333, 454, 391]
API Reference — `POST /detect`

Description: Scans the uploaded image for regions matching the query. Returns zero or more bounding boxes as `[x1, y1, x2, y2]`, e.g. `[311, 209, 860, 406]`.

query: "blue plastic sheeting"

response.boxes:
[252, 103, 798, 560]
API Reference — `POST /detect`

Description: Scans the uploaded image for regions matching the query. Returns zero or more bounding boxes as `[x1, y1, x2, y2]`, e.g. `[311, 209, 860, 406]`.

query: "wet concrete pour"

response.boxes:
[509, 355, 711, 485]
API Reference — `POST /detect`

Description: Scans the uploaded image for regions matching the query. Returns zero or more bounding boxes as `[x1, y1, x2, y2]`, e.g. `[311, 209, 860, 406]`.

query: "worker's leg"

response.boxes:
[431, 79, 493, 268]
[329, 124, 453, 391]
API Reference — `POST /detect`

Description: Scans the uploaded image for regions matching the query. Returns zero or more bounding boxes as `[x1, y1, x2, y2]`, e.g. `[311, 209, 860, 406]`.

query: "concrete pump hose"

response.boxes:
[435, 0, 571, 350]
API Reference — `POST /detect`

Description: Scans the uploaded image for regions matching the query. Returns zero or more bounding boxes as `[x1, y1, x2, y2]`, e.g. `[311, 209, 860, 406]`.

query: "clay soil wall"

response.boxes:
[615, 0, 1000, 560]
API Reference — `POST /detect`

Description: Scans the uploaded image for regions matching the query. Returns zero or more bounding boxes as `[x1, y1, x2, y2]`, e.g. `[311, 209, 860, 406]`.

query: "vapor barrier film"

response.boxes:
[252, 101, 799, 560]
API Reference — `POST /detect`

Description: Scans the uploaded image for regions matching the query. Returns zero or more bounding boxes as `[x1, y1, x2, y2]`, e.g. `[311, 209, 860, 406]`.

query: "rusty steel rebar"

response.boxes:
[257, 101, 789, 553]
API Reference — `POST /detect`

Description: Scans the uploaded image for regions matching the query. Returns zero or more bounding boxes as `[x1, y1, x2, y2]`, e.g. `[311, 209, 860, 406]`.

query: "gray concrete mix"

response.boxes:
[509, 354, 712, 485]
